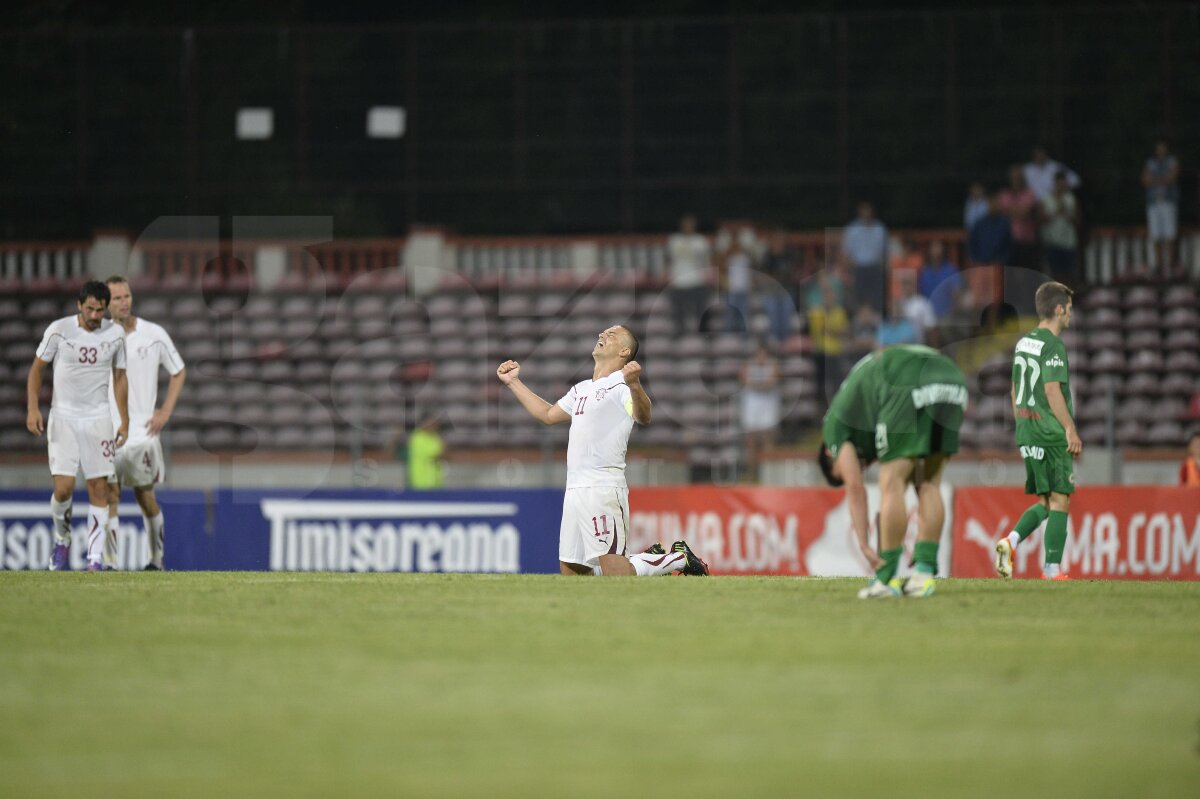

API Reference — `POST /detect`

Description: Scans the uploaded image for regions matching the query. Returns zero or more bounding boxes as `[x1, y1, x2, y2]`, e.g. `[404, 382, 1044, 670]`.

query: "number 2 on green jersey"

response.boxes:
[1013, 355, 1041, 406]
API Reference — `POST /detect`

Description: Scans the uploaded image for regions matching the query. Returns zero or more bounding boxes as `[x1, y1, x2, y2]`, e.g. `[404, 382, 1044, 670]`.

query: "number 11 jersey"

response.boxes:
[1012, 327, 1073, 447]
[556, 373, 636, 489]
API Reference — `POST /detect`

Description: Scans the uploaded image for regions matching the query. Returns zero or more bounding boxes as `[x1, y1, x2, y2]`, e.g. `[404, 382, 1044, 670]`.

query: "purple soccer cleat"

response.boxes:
[50, 542, 70, 571]
[86, 560, 104, 572]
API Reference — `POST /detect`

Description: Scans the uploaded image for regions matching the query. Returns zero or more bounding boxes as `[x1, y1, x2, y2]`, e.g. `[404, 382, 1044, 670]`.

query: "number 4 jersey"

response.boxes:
[35, 315, 127, 420]
[1012, 327, 1073, 447]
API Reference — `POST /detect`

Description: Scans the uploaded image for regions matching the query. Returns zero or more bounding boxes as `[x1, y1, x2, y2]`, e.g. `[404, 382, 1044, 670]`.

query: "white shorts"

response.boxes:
[559, 486, 630, 568]
[1147, 201, 1177, 241]
[109, 437, 165, 489]
[47, 412, 116, 480]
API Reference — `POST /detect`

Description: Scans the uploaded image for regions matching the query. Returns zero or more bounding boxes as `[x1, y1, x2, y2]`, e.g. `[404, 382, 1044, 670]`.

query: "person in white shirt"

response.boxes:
[667, 214, 713, 334]
[103, 276, 187, 571]
[497, 325, 708, 576]
[1023, 144, 1081, 201]
[26, 281, 130, 572]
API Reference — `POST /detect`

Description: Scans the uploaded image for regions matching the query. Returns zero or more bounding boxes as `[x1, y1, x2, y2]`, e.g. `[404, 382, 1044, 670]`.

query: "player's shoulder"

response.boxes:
[45, 315, 75, 333]
[136, 318, 172, 339]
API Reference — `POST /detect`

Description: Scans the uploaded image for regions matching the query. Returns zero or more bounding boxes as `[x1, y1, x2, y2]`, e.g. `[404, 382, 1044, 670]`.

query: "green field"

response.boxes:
[1, 573, 1198, 798]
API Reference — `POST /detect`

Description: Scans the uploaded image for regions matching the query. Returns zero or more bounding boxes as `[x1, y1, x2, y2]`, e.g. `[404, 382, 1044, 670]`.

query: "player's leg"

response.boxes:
[104, 477, 121, 570]
[996, 449, 1053, 577]
[47, 413, 80, 570]
[134, 486, 165, 570]
[1042, 491, 1071, 579]
[79, 417, 117, 571]
[83, 477, 112, 571]
[904, 453, 948, 597]
[873, 457, 915, 587]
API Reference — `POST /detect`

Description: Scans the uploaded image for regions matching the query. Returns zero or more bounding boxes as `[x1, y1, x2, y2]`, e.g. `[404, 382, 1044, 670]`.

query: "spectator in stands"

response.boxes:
[967, 192, 1012, 310]
[667, 214, 712, 334]
[889, 239, 924, 303]
[1180, 431, 1200, 487]
[964, 182, 989, 233]
[918, 240, 963, 321]
[739, 342, 781, 483]
[847, 304, 881, 361]
[718, 225, 754, 333]
[1024, 144, 1081, 201]
[1142, 139, 1180, 279]
[898, 272, 938, 345]
[808, 278, 849, 402]
[1040, 171, 1080, 286]
[402, 413, 445, 490]
[999, 165, 1040, 269]
[842, 201, 888, 315]
[759, 231, 798, 344]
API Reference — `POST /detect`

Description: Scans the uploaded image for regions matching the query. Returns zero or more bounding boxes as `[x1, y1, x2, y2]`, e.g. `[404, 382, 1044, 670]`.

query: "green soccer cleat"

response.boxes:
[642, 543, 666, 556]
[670, 540, 709, 576]
[902, 572, 936, 598]
[994, 539, 1015, 578]
[857, 579, 901, 599]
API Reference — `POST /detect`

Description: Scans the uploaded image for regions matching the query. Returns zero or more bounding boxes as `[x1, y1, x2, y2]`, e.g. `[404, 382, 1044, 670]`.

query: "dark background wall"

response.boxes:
[1, 4, 1196, 238]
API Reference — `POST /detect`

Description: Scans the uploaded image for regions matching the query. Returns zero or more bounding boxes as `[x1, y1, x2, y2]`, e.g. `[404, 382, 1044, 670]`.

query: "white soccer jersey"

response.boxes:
[556, 372, 636, 489]
[35, 315, 127, 420]
[108, 318, 186, 447]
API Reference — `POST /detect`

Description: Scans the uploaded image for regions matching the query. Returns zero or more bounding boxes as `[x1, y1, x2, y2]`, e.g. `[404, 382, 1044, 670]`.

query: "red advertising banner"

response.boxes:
[952, 487, 1200, 580]
[628, 486, 954, 576]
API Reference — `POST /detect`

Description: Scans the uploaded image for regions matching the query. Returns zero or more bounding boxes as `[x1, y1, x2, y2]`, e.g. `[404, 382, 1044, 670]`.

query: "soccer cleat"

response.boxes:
[86, 560, 104, 572]
[144, 563, 162, 571]
[994, 538, 1015, 578]
[102, 565, 117, 572]
[49, 542, 70, 571]
[642, 543, 666, 556]
[902, 572, 936, 598]
[1043, 571, 1071, 581]
[671, 540, 709, 576]
[857, 579, 901, 599]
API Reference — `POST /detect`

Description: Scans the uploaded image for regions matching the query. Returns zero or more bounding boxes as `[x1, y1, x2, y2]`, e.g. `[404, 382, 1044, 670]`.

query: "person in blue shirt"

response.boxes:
[917, 240, 964, 320]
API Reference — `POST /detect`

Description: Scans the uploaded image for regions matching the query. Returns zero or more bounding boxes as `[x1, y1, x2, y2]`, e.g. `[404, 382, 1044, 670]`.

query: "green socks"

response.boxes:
[913, 541, 939, 575]
[1044, 510, 1069, 565]
[875, 548, 902, 584]
[1014, 503, 1049, 541]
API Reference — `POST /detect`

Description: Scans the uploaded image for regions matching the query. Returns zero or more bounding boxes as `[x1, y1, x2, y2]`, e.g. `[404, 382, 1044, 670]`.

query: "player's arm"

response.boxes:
[25, 357, 48, 435]
[1044, 381, 1081, 456]
[836, 443, 883, 570]
[496, 360, 570, 425]
[112, 366, 129, 447]
[623, 361, 651, 425]
[147, 367, 187, 436]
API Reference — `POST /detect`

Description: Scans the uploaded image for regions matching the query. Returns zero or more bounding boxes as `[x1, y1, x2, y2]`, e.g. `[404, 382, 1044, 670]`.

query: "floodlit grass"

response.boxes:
[1, 573, 1198, 798]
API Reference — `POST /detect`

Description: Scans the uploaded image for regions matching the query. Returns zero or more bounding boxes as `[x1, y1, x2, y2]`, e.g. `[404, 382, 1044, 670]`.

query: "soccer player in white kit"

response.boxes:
[103, 276, 187, 570]
[26, 281, 130, 571]
[497, 325, 709, 577]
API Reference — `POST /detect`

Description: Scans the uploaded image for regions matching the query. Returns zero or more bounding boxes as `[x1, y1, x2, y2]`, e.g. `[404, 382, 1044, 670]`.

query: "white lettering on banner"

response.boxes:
[0, 503, 151, 570]
[910, 384, 969, 409]
[260, 500, 521, 572]
[1016, 337, 1045, 357]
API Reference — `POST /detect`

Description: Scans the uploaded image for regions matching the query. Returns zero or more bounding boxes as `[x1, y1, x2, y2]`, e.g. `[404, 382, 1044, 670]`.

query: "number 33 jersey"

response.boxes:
[1012, 327, 1073, 447]
[35, 316, 127, 420]
[556, 373, 636, 489]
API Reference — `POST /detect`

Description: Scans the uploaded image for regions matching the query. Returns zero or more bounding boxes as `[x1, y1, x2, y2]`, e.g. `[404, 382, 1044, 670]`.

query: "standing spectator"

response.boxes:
[808, 279, 849, 403]
[847, 304, 881, 361]
[967, 193, 1012, 310]
[739, 342, 781, 483]
[1040, 171, 1080, 287]
[1142, 139, 1180, 278]
[759, 231, 798, 344]
[999, 165, 1040, 269]
[719, 230, 754, 334]
[1024, 144, 1081, 201]
[667, 214, 712, 334]
[1180, 431, 1200, 486]
[842, 201, 889, 315]
[897, 273, 938, 345]
[964, 182, 989, 233]
[405, 413, 446, 490]
[889, 239, 924, 303]
[918, 240, 964, 321]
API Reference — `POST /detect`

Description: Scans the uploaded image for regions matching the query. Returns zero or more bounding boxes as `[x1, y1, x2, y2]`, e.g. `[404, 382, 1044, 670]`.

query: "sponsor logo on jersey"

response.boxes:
[910, 383, 969, 409]
[1046, 355, 1065, 368]
[1016, 337, 1045, 357]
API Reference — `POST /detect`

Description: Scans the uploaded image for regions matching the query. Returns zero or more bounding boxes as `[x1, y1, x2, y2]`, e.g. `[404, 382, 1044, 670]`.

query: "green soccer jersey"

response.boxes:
[1012, 327, 1073, 447]
[822, 352, 881, 462]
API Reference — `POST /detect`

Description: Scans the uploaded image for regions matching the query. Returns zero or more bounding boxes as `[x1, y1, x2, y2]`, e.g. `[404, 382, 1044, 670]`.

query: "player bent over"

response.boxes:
[817, 345, 968, 598]
[26, 280, 129, 571]
[103, 276, 186, 570]
[497, 325, 708, 577]
[995, 281, 1079, 580]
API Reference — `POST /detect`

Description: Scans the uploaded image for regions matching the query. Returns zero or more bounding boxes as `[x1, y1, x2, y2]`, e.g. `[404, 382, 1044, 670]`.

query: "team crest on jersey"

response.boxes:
[594, 388, 608, 401]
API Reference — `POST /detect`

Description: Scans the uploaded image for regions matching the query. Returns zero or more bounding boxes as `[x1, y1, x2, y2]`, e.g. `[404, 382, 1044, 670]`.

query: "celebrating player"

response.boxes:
[994, 281, 1079, 580]
[497, 325, 708, 577]
[817, 344, 968, 598]
[26, 280, 129, 571]
[103, 276, 187, 571]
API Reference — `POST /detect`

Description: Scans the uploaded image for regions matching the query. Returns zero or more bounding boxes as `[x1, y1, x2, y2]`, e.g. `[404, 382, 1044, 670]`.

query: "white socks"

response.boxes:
[86, 505, 109, 565]
[1043, 563, 1061, 578]
[50, 496, 73, 544]
[628, 549, 686, 576]
[1007, 531, 1020, 549]
[146, 512, 165, 568]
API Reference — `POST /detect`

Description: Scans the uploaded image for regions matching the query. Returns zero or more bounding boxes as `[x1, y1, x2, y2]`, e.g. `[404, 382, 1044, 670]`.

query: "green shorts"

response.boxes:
[1020, 444, 1075, 496]
[875, 356, 966, 463]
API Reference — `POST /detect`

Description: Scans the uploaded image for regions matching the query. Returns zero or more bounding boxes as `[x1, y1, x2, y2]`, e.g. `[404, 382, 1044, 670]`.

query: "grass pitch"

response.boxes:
[1, 573, 1198, 798]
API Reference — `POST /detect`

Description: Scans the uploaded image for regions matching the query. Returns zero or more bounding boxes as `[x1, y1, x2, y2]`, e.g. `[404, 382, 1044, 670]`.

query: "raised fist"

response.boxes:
[496, 360, 521, 385]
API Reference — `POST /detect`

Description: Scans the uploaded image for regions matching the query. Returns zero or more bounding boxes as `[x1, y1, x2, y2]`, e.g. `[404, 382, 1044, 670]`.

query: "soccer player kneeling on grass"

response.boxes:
[497, 325, 708, 577]
[817, 345, 968, 598]
[994, 281, 1079, 580]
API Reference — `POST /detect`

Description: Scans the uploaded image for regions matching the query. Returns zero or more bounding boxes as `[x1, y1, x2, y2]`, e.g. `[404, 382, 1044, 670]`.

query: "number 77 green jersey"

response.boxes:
[1012, 327, 1073, 447]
